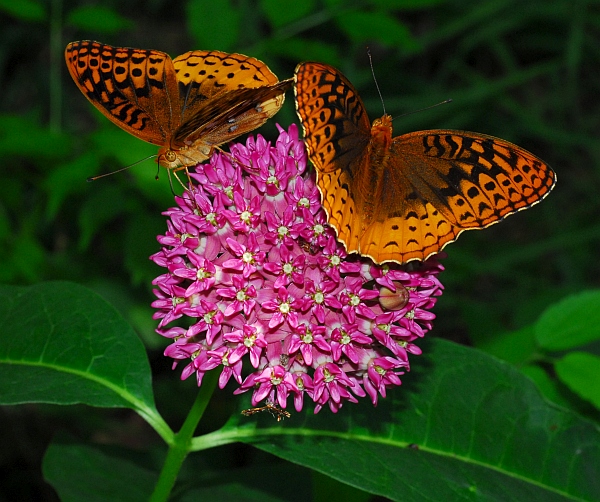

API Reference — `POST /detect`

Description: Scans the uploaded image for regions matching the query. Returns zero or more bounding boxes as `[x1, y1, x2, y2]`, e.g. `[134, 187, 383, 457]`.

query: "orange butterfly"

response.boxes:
[65, 41, 292, 171]
[294, 62, 556, 264]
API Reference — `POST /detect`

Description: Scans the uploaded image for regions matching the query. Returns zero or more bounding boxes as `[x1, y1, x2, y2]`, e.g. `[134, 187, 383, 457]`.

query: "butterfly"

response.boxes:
[294, 62, 556, 264]
[65, 41, 292, 172]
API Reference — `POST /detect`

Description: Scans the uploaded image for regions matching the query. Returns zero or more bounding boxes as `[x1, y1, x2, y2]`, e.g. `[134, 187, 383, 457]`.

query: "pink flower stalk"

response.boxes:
[150, 124, 444, 414]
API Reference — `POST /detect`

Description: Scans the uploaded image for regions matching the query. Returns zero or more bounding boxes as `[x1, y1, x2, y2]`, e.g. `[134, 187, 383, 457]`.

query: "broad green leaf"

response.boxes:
[261, 0, 316, 28]
[336, 11, 420, 50]
[44, 440, 311, 502]
[45, 151, 100, 219]
[89, 122, 156, 167]
[78, 184, 128, 250]
[0, 114, 71, 161]
[0, 0, 45, 21]
[65, 6, 133, 33]
[0, 282, 154, 412]
[555, 352, 600, 410]
[43, 441, 156, 502]
[520, 363, 573, 409]
[221, 339, 600, 501]
[186, 0, 240, 51]
[476, 324, 536, 365]
[535, 290, 600, 350]
[180, 485, 289, 502]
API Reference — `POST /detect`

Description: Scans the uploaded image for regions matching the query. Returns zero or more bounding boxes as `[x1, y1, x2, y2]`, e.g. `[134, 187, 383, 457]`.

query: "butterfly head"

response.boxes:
[157, 145, 211, 171]
[371, 114, 393, 130]
[370, 114, 394, 150]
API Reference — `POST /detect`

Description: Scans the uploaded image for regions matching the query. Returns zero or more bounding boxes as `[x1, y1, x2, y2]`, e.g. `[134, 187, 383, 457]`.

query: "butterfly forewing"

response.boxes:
[293, 61, 556, 264]
[173, 51, 283, 127]
[294, 62, 371, 174]
[294, 62, 374, 259]
[65, 41, 180, 146]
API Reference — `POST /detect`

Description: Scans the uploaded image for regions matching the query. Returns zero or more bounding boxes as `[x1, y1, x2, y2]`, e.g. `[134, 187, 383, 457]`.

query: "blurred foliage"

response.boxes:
[1, 0, 599, 499]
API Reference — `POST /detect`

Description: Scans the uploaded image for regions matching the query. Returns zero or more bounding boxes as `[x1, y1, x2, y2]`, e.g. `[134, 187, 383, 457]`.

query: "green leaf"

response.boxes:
[43, 441, 156, 502]
[0, 0, 45, 21]
[0, 114, 71, 161]
[186, 0, 240, 51]
[368, 0, 447, 9]
[224, 339, 600, 501]
[90, 121, 156, 167]
[180, 485, 290, 502]
[124, 212, 167, 286]
[555, 352, 600, 410]
[477, 324, 536, 365]
[535, 290, 600, 351]
[65, 6, 134, 33]
[7, 231, 46, 282]
[261, 0, 316, 28]
[0, 282, 154, 411]
[520, 363, 573, 409]
[263, 38, 341, 67]
[45, 151, 101, 220]
[78, 184, 128, 250]
[336, 11, 420, 50]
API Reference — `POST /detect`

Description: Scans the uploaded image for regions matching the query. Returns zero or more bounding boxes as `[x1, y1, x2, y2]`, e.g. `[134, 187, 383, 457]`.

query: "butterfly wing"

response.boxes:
[65, 41, 181, 146]
[174, 51, 282, 121]
[294, 62, 371, 173]
[294, 62, 373, 254]
[357, 130, 557, 263]
[173, 79, 293, 148]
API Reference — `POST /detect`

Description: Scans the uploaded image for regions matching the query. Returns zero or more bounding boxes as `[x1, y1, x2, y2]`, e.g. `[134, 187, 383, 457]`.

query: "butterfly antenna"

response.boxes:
[367, 47, 386, 116]
[87, 155, 157, 182]
[391, 99, 453, 121]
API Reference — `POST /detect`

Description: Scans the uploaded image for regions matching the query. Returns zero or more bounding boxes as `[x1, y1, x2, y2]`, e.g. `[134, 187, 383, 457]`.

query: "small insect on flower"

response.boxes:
[242, 402, 292, 421]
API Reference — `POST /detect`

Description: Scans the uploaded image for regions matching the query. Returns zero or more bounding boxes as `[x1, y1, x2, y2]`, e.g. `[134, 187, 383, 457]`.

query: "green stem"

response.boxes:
[149, 370, 219, 502]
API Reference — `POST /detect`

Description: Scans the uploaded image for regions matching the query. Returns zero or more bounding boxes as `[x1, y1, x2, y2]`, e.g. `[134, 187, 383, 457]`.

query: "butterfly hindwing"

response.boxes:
[174, 79, 293, 148]
[389, 131, 556, 229]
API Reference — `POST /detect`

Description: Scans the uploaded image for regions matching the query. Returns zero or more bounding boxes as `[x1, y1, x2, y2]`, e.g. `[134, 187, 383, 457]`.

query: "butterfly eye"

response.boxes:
[165, 150, 177, 162]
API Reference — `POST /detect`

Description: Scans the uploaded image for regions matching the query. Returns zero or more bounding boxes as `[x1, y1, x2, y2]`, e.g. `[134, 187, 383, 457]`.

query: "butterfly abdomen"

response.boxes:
[362, 115, 395, 222]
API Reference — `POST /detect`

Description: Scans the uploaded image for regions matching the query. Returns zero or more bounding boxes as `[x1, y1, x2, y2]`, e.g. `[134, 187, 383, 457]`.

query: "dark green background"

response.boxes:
[1, 0, 598, 499]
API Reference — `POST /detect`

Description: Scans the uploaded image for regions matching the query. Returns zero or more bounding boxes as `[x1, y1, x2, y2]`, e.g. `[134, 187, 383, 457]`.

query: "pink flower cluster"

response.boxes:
[150, 124, 444, 414]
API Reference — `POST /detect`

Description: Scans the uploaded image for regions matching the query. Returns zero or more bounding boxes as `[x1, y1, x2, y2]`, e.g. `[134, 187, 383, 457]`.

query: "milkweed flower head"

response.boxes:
[150, 124, 444, 414]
